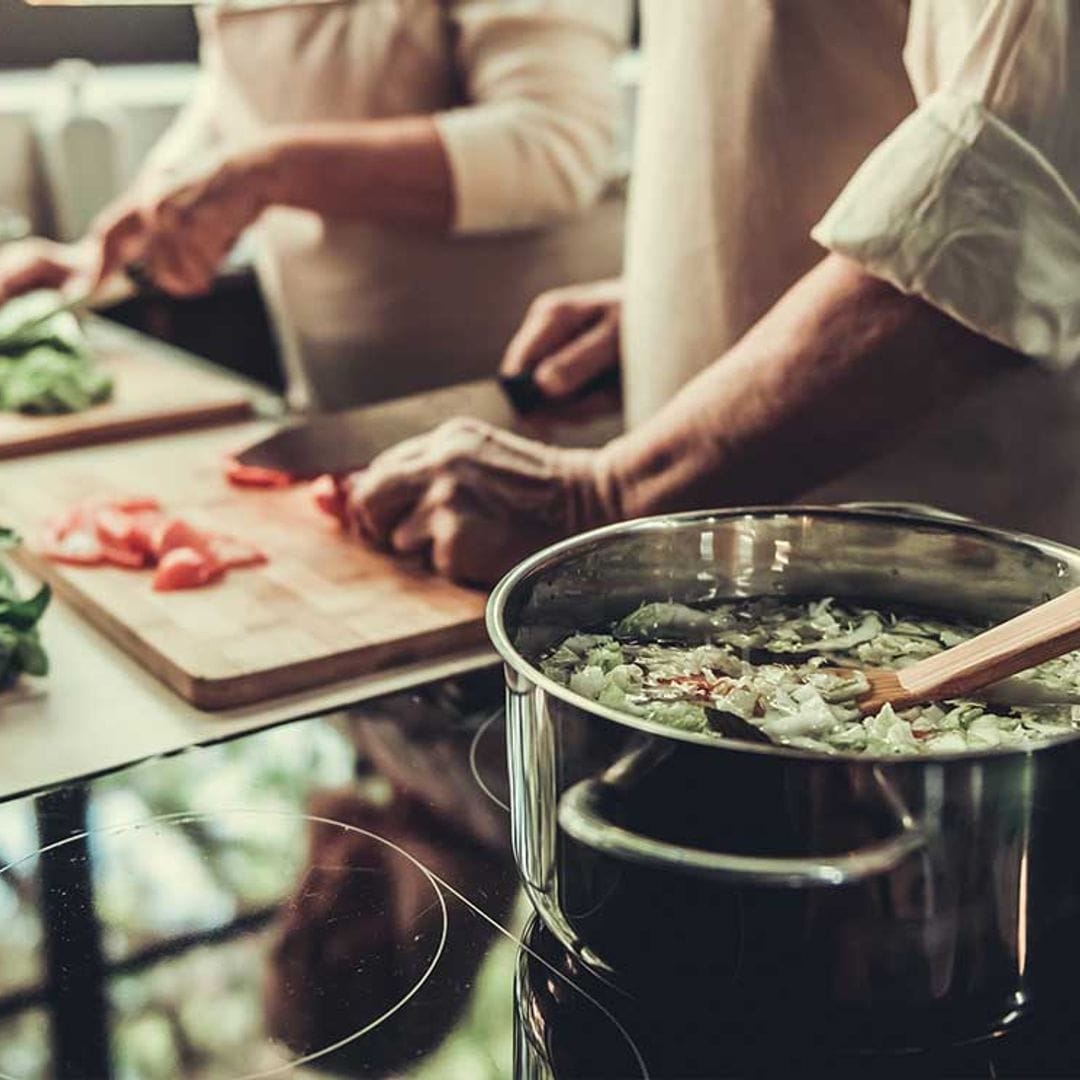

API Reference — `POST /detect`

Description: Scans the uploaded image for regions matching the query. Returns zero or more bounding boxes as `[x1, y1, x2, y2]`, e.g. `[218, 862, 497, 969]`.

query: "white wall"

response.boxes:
[0, 52, 640, 241]
[0, 63, 198, 236]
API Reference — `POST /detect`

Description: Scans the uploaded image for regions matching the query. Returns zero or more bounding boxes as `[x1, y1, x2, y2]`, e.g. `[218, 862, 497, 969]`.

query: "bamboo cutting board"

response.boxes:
[0, 320, 254, 460]
[0, 421, 489, 709]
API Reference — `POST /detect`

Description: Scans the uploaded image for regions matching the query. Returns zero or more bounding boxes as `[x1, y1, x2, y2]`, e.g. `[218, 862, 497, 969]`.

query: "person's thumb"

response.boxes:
[90, 210, 145, 290]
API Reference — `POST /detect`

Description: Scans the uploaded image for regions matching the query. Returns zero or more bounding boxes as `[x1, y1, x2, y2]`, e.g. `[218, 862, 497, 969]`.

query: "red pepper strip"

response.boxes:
[153, 547, 224, 591]
[311, 474, 348, 526]
[224, 458, 295, 489]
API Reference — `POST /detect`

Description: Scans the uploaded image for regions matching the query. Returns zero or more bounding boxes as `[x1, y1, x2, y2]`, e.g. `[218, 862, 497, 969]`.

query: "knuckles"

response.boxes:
[430, 417, 493, 469]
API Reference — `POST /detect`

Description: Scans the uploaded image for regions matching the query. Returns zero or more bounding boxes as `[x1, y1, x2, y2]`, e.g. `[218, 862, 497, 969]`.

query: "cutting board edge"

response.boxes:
[180, 616, 491, 710]
[0, 398, 254, 460]
[13, 544, 490, 712]
[11, 545, 206, 703]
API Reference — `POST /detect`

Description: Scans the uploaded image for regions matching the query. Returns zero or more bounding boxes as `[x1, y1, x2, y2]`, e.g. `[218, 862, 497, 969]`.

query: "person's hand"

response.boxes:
[0, 237, 95, 305]
[340, 417, 620, 585]
[88, 146, 275, 297]
[500, 278, 622, 400]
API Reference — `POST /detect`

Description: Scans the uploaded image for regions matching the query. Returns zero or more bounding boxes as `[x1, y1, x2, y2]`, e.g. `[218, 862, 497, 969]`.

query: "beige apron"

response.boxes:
[624, 0, 1080, 544]
[199, 0, 624, 410]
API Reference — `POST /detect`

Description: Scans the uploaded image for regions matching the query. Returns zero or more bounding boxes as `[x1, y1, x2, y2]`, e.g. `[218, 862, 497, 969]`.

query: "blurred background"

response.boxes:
[0, 1, 281, 386]
[0, 1, 640, 393]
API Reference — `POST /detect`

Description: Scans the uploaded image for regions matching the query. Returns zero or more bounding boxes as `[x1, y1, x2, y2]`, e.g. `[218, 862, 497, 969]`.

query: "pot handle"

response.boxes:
[838, 501, 974, 523]
[558, 765, 927, 888]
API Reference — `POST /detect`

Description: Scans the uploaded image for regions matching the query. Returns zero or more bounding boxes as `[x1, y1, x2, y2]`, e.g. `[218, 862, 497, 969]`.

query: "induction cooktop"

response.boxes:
[0, 667, 1078, 1079]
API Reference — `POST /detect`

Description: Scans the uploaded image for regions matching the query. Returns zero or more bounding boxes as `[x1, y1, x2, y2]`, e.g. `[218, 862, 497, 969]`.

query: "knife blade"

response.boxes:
[235, 379, 517, 477]
[235, 372, 619, 479]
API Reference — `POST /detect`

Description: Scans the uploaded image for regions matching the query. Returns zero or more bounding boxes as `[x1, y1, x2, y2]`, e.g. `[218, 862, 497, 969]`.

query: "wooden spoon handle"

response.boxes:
[897, 585, 1080, 702]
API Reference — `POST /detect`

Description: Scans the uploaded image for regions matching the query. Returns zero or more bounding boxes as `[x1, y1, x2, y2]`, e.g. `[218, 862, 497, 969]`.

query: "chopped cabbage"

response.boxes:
[541, 597, 1080, 756]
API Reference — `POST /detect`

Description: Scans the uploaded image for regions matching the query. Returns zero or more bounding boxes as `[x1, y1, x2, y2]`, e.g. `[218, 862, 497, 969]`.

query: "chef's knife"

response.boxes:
[234, 369, 620, 478]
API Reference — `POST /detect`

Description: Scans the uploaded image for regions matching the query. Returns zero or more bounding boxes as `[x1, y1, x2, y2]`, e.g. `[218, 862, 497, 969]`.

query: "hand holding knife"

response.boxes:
[233, 366, 621, 480]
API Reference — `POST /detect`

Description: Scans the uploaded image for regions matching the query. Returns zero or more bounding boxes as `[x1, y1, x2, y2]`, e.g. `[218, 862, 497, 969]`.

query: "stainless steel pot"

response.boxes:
[486, 506, 1080, 1048]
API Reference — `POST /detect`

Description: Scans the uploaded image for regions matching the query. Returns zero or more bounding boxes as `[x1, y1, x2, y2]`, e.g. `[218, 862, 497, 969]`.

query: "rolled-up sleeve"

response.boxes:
[137, 72, 222, 184]
[433, 0, 629, 234]
[811, 0, 1080, 367]
[137, 13, 224, 184]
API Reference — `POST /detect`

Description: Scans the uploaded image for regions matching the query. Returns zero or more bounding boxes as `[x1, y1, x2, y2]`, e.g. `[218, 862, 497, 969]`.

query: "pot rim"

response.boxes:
[486, 504, 1080, 765]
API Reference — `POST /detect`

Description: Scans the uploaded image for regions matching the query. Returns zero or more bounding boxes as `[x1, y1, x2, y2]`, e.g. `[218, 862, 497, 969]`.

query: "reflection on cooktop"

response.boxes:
[470, 709, 510, 813]
[0, 668, 527, 1079]
[2, 809, 452, 1079]
[7, 664, 1080, 1079]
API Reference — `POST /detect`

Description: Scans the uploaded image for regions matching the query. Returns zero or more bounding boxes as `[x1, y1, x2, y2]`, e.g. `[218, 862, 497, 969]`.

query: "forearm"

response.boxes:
[601, 254, 1020, 519]
[258, 116, 454, 231]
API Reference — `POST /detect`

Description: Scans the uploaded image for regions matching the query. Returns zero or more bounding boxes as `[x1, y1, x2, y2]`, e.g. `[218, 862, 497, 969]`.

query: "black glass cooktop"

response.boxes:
[1, 667, 1080, 1080]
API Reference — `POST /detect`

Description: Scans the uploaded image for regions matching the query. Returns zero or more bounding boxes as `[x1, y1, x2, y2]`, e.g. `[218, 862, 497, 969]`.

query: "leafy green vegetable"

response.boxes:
[617, 601, 716, 643]
[0, 587, 50, 630]
[545, 597, 1080, 756]
[0, 530, 50, 689]
[0, 290, 112, 414]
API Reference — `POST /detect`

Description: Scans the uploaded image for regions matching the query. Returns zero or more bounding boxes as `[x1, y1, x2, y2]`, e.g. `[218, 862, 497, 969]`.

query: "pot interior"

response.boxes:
[497, 507, 1080, 682]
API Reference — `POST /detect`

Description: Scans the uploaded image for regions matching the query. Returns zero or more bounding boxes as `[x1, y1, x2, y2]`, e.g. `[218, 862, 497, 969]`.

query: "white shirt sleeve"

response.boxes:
[432, 0, 629, 234]
[136, 16, 223, 186]
[811, 0, 1080, 367]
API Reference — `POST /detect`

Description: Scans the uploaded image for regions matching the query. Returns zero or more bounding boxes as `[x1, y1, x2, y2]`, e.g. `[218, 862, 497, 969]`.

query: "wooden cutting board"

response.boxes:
[0, 421, 489, 709]
[0, 319, 254, 460]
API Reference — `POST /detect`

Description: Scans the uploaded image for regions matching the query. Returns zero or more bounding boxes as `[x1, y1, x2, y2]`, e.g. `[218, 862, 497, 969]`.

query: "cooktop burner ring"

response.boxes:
[0, 807, 450, 1080]
[469, 707, 509, 812]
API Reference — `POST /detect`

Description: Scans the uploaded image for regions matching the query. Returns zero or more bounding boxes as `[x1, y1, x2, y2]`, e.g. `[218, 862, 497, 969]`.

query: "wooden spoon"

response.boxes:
[836, 586, 1080, 715]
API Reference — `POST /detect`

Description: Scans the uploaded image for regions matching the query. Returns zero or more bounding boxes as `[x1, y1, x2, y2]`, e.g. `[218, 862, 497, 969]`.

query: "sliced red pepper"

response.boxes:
[42, 496, 266, 589]
[311, 474, 347, 525]
[126, 510, 167, 557]
[151, 518, 216, 561]
[41, 526, 103, 566]
[153, 547, 223, 591]
[224, 458, 295, 489]
[105, 497, 162, 513]
[654, 673, 725, 694]
[99, 541, 148, 570]
[94, 508, 135, 546]
[207, 533, 268, 570]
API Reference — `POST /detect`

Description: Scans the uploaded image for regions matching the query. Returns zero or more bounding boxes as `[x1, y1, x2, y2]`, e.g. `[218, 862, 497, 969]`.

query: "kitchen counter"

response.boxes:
[0, 319, 498, 800]
[0, 564, 495, 801]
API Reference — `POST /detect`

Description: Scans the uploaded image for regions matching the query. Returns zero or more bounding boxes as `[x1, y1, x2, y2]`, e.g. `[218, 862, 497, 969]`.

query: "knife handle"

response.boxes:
[498, 365, 620, 415]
